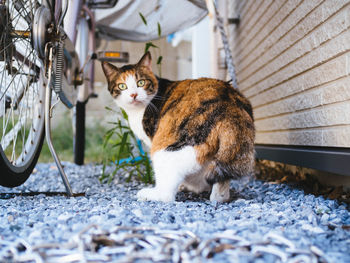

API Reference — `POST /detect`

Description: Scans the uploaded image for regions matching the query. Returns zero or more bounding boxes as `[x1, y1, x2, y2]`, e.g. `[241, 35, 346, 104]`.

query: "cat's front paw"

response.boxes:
[137, 188, 156, 201]
[137, 188, 175, 202]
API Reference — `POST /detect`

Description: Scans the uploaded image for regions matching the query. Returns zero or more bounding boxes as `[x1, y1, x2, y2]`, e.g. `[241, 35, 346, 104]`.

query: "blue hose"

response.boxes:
[115, 139, 147, 165]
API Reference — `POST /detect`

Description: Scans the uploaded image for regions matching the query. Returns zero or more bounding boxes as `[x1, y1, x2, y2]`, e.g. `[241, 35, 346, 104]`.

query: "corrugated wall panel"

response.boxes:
[228, 0, 350, 147]
[240, 2, 350, 88]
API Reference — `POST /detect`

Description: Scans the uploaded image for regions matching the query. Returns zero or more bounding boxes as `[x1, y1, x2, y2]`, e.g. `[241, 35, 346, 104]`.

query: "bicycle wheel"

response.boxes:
[0, 0, 46, 187]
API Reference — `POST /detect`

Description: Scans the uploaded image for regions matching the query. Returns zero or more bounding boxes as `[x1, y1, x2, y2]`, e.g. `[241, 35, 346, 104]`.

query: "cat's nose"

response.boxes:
[130, 93, 138, 99]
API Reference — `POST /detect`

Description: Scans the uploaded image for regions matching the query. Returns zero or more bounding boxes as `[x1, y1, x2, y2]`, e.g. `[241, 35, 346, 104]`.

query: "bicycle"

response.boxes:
[0, 0, 128, 196]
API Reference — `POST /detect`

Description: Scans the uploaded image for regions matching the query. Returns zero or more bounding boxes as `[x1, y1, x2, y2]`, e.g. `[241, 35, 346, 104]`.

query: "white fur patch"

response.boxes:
[126, 107, 152, 147]
[137, 146, 201, 202]
[124, 75, 138, 97]
[210, 181, 230, 202]
[180, 171, 211, 194]
[114, 74, 150, 110]
[113, 74, 152, 147]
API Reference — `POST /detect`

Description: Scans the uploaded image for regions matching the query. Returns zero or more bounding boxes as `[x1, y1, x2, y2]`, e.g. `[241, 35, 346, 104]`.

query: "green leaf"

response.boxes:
[116, 132, 129, 162]
[145, 42, 158, 53]
[111, 142, 124, 148]
[121, 109, 129, 121]
[145, 156, 153, 184]
[157, 56, 163, 65]
[112, 125, 131, 131]
[104, 128, 117, 138]
[108, 175, 114, 184]
[100, 104, 155, 185]
[107, 121, 120, 125]
[117, 120, 123, 133]
[139, 12, 147, 25]
[127, 170, 135, 182]
[99, 164, 107, 182]
[157, 22, 162, 37]
[103, 132, 114, 148]
[105, 106, 114, 111]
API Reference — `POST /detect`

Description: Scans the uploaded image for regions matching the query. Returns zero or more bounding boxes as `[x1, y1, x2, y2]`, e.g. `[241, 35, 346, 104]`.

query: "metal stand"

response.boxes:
[45, 47, 73, 197]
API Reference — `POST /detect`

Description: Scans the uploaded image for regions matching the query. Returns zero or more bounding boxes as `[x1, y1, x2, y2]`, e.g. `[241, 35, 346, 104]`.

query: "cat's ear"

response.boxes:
[137, 52, 152, 70]
[101, 61, 119, 82]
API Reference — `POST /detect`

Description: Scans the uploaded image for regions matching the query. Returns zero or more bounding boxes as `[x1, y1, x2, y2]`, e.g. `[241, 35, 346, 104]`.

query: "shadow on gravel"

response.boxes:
[256, 159, 350, 208]
[175, 188, 257, 203]
[0, 192, 85, 199]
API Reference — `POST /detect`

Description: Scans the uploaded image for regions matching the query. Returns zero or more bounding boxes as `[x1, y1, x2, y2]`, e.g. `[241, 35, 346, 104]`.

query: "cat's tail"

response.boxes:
[201, 116, 255, 185]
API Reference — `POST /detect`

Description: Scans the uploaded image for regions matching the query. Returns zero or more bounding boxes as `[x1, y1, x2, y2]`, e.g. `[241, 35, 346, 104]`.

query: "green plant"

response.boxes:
[99, 12, 163, 184]
[139, 12, 163, 77]
[39, 111, 74, 163]
[100, 107, 153, 184]
[39, 110, 112, 163]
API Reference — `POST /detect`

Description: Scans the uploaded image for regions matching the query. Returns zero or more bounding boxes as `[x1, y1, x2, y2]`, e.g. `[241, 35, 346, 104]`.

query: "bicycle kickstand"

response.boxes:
[44, 45, 74, 197]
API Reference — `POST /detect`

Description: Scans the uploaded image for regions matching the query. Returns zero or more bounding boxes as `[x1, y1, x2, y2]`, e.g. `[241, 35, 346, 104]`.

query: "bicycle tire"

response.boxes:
[0, 0, 46, 187]
[73, 101, 86, 165]
[0, 130, 44, 187]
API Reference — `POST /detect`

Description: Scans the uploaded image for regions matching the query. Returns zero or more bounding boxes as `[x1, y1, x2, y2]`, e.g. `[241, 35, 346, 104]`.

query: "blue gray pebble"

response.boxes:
[0, 162, 349, 262]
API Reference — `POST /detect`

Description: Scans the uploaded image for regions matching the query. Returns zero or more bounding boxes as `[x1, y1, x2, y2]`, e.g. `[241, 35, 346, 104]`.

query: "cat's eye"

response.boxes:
[118, 83, 127, 90]
[137, 79, 146, 87]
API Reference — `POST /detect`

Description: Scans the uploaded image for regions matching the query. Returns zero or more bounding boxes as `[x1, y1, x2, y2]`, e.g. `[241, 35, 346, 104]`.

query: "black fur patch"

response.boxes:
[121, 64, 136, 71]
[218, 85, 234, 102]
[206, 161, 241, 185]
[166, 105, 226, 151]
[142, 77, 175, 138]
[236, 97, 254, 120]
[161, 94, 184, 117]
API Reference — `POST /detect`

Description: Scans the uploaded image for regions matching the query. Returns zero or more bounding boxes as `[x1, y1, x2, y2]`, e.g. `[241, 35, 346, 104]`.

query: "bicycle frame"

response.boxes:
[0, 0, 119, 192]
[41, 0, 97, 196]
[55, 0, 96, 106]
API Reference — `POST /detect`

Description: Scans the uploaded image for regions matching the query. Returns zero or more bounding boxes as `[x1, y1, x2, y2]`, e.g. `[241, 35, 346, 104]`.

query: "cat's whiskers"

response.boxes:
[147, 102, 159, 116]
[146, 106, 156, 117]
[150, 102, 159, 114]
[152, 95, 165, 101]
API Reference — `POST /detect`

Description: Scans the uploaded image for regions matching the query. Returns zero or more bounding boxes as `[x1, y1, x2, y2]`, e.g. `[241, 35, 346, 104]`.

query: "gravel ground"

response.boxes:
[0, 162, 350, 262]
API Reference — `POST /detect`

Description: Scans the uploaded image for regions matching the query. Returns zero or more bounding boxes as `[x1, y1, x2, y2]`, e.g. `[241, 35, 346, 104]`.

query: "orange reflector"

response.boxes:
[96, 51, 129, 63]
[104, 52, 121, 58]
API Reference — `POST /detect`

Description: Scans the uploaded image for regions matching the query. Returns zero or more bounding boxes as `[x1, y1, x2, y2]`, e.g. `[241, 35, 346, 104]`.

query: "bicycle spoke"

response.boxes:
[14, 0, 32, 24]
[5, 41, 33, 154]
[2, 1, 34, 153]
[19, 47, 37, 162]
[0, 2, 32, 56]
[0, 48, 36, 102]
[0, 0, 45, 171]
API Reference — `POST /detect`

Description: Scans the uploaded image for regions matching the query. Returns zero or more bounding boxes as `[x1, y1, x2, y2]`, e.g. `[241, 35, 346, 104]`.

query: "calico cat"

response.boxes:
[101, 52, 255, 202]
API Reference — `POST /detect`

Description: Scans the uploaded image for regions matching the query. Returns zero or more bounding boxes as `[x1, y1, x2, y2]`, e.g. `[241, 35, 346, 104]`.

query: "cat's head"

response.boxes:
[101, 52, 158, 110]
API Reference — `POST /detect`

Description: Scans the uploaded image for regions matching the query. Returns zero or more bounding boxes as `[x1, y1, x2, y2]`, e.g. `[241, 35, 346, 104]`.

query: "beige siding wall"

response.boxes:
[225, 0, 350, 147]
